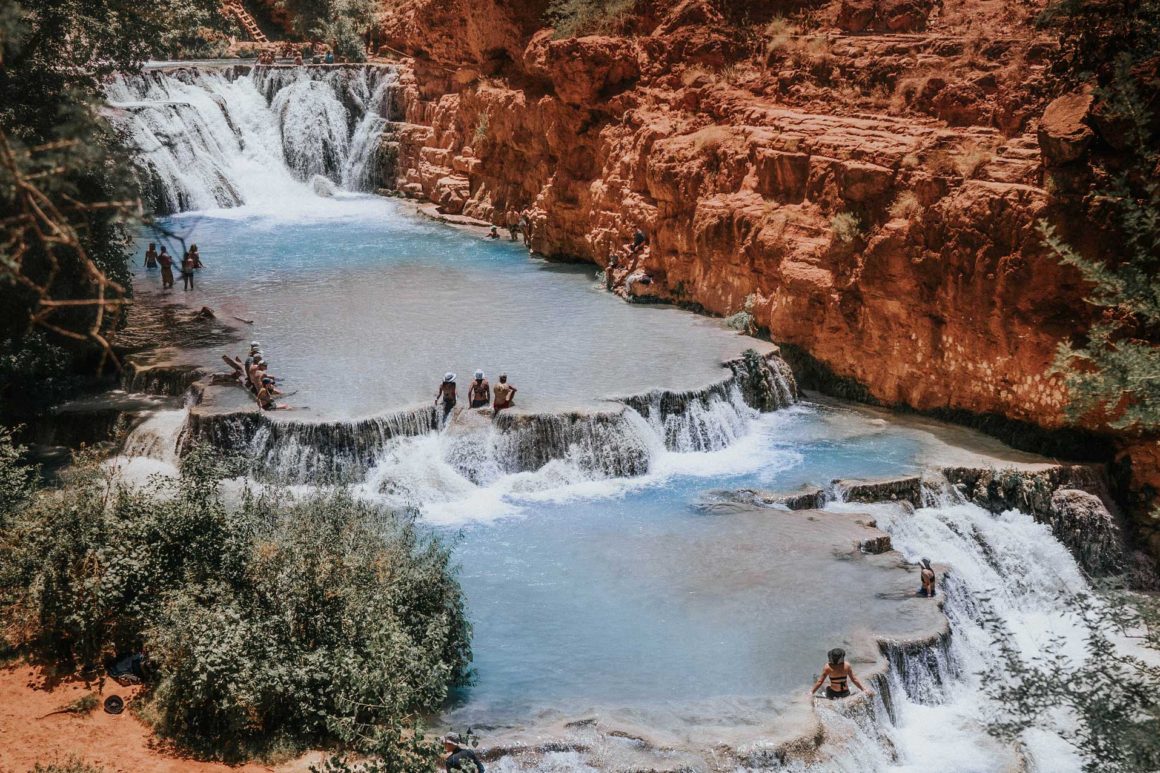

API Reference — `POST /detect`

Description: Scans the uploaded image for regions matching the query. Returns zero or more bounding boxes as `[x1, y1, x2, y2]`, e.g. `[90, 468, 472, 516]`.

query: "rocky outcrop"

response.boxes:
[1037, 92, 1095, 166]
[372, 0, 1158, 560]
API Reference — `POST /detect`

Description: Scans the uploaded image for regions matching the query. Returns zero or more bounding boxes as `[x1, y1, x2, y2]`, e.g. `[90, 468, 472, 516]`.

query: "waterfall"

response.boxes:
[179, 351, 799, 486]
[795, 490, 1094, 772]
[106, 64, 403, 213]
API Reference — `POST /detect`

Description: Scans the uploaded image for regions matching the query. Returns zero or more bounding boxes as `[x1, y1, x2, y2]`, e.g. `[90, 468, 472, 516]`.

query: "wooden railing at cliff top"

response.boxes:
[221, 0, 268, 43]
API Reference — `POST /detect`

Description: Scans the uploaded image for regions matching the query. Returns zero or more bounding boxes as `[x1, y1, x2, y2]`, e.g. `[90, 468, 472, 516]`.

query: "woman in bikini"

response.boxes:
[809, 647, 873, 699]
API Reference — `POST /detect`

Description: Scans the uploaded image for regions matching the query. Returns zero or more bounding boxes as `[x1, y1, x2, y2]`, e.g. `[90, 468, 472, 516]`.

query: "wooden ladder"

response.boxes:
[222, 0, 268, 43]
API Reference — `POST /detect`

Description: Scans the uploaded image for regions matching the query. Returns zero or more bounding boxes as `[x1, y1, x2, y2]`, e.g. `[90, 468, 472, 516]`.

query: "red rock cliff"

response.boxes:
[373, 0, 1158, 548]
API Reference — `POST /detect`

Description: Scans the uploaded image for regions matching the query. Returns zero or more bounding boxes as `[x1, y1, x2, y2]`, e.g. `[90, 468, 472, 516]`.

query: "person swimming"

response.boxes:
[919, 558, 937, 597]
[467, 370, 490, 409]
[486, 226, 500, 239]
[436, 372, 457, 422]
[809, 647, 873, 700]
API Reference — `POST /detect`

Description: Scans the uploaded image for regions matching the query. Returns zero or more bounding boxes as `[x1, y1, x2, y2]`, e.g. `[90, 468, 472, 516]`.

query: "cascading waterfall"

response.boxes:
[794, 485, 1094, 772]
[105, 64, 402, 213]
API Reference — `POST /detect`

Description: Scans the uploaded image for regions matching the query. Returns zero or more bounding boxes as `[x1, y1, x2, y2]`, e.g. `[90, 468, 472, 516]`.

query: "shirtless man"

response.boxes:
[435, 372, 457, 422]
[518, 209, 532, 247]
[492, 373, 517, 416]
[505, 208, 519, 241]
[247, 354, 266, 393]
[467, 370, 490, 409]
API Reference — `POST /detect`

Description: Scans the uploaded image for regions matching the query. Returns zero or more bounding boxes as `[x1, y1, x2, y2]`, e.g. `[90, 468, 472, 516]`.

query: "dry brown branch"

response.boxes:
[0, 130, 130, 370]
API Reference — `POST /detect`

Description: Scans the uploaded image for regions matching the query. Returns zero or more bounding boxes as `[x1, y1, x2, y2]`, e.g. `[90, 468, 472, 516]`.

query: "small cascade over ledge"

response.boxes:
[177, 349, 798, 484]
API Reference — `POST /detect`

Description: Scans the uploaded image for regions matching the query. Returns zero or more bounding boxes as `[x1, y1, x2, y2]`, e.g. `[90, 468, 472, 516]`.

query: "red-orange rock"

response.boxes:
[1037, 92, 1095, 166]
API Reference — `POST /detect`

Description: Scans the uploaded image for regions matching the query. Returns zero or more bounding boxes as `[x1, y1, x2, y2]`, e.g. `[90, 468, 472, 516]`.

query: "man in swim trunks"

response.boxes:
[435, 372, 457, 422]
[467, 370, 490, 409]
[492, 373, 517, 416]
[809, 647, 873, 700]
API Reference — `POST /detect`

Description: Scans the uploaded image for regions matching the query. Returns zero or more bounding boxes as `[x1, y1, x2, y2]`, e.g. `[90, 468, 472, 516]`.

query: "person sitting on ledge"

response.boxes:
[256, 377, 287, 410]
[435, 372, 457, 422]
[467, 370, 490, 409]
[919, 558, 937, 597]
[629, 227, 648, 255]
[492, 373, 517, 416]
[486, 226, 500, 239]
[325, 50, 335, 65]
[809, 647, 873, 700]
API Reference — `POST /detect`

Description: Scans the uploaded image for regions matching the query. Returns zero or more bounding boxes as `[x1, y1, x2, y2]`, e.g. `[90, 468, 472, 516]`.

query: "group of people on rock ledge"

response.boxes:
[435, 370, 517, 423]
[485, 208, 534, 247]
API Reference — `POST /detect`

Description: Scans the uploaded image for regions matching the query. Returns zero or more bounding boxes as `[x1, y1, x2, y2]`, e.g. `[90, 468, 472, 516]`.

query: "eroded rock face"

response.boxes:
[1048, 488, 1124, 577]
[372, 0, 1158, 555]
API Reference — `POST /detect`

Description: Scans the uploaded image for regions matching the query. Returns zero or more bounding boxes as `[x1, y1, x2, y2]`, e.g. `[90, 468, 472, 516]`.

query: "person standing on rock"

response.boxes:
[505, 208, 519, 241]
[436, 372, 457, 423]
[809, 647, 873, 700]
[518, 209, 532, 247]
[492, 373, 517, 416]
[158, 247, 175, 290]
[918, 558, 937, 597]
[467, 370, 491, 409]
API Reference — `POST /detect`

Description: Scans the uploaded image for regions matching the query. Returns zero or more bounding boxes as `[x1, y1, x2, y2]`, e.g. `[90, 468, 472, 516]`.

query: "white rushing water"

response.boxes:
[106, 65, 400, 213]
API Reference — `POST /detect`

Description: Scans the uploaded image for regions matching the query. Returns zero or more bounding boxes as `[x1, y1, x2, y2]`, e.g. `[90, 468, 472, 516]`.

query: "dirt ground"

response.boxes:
[0, 664, 321, 773]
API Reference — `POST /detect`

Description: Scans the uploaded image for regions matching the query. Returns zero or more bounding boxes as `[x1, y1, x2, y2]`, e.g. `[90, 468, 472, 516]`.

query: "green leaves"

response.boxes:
[0, 437, 471, 764]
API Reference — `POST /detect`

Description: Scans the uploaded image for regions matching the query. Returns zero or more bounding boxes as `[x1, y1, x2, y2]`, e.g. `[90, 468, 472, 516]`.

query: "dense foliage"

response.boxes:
[1038, 0, 1160, 434]
[0, 440, 471, 762]
[276, 0, 377, 61]
[983, 593, 1160, 773]
[0, 0, 228, 421]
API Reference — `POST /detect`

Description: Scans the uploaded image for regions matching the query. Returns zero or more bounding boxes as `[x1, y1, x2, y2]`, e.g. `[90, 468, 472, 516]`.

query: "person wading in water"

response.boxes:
[144, 243, 159, 269]
[809, 647, 873, 700]
[180, 250, 195, 290]
[158, 247, 175, 290]
[435, 372, 457, 423]
[467, 370, 490, 409]
[919, 558, 937, 597]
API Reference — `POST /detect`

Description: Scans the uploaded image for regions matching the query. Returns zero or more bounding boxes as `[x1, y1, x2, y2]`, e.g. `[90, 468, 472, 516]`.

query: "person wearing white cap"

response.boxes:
[467, 369, 490, 409]
[435, 372, 457, 423]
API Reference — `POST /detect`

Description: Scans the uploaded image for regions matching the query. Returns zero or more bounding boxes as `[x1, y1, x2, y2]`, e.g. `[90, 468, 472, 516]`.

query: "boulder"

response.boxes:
[1048, 489, 1124, 576]
[1037, 92, 1095, 166]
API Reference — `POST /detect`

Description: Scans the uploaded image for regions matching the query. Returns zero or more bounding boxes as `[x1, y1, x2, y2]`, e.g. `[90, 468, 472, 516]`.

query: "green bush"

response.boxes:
[546, 0, 637, 38]
[0, 441, 471, 762]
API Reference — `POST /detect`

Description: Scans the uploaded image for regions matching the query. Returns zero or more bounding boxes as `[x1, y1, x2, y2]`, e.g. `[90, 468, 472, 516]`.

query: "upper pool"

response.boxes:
[137, 197, 765, 420]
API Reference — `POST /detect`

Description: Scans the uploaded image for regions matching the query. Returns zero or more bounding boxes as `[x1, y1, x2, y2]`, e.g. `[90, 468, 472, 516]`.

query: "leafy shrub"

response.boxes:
[546, 0, 637, 38]
[830, 212, 862, 244]
[0, 441, 470, 762]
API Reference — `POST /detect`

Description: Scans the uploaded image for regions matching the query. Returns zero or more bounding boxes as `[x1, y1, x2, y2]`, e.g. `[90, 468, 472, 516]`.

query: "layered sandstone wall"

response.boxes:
[371, 0, 1158, 550]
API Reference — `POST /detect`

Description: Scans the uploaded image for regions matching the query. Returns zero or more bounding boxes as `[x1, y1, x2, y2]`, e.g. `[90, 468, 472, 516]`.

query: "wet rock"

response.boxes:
[837, 476, 924, 508]
[1048, 488, 1125, 576]
[1037, 92, 1095, 166]
[861, 534, 893, 554]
